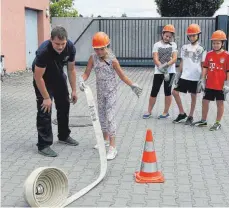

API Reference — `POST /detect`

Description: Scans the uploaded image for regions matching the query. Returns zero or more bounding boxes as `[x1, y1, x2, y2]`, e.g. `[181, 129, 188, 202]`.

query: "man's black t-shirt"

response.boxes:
[32, 39, 76, 86]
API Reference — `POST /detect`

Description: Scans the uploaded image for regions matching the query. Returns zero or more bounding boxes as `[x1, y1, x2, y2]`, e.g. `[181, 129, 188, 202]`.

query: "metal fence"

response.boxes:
[99, 18, 216, 63]
[53, 17, 217, 66]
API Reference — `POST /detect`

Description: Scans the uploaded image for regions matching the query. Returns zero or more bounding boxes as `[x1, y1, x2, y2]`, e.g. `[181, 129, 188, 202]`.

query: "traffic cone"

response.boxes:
[135, 129, 164, 183]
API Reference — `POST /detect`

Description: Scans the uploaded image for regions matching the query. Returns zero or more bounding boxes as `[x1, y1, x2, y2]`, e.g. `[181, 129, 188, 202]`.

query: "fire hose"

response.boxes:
[23, 86, 108, 207]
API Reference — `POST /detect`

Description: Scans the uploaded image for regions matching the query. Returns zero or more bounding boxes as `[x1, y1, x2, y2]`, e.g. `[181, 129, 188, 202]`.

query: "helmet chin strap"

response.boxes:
[98, 47, 111, 66]
[161, 32, 174, 45]
[187, 34, 200, 45]
[97, 46, 109, 58]
[190, 39, 199, 45]
[163, 41, 172, 45]
[213, 41, 225, 52]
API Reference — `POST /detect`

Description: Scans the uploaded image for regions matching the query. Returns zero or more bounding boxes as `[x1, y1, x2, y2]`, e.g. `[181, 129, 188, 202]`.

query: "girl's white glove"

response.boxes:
[158, 63, 168, 74]
[131, 83, 143, 98]
[173, 71, 182, 87]
[79, 76, 86, 91]
[196, 78, 205, 93]
[164, 72, 170, 82]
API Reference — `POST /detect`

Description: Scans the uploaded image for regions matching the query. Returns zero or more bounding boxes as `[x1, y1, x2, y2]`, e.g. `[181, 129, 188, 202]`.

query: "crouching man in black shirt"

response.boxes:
[33, 26, 79, 157]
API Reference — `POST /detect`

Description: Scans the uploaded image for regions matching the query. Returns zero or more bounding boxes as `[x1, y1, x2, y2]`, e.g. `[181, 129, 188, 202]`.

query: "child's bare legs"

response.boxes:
[103, 132, 109, 141]
[163, 95, 172, 115]
[216, 100, 224, 121]
[202, 99, 210, 120]
[161, 75, 174, 116]
[208, 100, 224, 131]
[107, 132, 117, 160]
[189, 93, 197, 117]
[93, 132, 109, 149]
[148, 96, 157, 113]
[172, 90, 185, 114]
[145, 74, 163, 116]
[109, 136, 116, 147]
[107, 135, 117, 160]
[193, 99, 209, 127]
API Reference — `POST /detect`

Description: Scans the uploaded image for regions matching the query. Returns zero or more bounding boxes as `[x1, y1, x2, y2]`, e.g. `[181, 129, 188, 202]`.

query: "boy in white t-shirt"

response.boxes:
[143, 24, 178, 119]
[172, 24, 206, 125]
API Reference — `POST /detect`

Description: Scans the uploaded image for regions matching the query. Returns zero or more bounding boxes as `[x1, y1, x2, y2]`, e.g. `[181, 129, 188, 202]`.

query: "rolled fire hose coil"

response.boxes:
[23, 167, 68, 208]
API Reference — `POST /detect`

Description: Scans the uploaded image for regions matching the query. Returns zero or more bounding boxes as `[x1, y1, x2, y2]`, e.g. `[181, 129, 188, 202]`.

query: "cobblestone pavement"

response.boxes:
[1, 67, 229, 207]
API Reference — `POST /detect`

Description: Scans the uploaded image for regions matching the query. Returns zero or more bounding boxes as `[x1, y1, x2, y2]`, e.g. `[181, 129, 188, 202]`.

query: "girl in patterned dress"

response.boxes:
[79, 32, 142, 160]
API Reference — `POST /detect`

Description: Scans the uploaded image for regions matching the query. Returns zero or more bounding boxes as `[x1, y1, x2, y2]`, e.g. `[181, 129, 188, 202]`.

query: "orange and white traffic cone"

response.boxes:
[135, 129, 164, 183]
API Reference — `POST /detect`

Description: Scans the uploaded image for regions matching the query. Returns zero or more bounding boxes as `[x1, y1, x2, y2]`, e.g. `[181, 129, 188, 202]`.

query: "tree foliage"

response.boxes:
[155, 0, 224, 17]
[121, 13, 127, 17]
[50, 0, 78, 18]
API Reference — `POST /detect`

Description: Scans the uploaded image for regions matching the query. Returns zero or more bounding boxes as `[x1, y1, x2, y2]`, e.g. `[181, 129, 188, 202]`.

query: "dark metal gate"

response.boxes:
[99, 17, 215, 66]
[52, 17, 226, 66]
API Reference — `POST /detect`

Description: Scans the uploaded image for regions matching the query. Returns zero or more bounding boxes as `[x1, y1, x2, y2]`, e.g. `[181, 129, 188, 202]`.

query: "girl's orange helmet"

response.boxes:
[92, 32, 110, 48]
[162, 24, 175, 34]
[211, 30, 227, 41]
[186, 24, 201, 35]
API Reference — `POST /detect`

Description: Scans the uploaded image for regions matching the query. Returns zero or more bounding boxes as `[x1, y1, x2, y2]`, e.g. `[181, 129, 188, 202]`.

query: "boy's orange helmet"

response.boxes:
[162, 24, 175, 34]
[211, 30, 227, 41]
[186, 24, 201, 35]
[92, 32, 110, 48]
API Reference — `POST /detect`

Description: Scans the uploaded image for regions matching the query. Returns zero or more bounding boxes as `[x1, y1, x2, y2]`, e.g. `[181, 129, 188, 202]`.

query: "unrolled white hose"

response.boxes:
[23, 86, 108, 207]
[63, 85, 108, 206]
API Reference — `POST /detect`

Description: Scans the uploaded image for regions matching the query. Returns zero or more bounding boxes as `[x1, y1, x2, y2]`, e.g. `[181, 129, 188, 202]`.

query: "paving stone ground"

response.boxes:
[1, 67, 229, 207]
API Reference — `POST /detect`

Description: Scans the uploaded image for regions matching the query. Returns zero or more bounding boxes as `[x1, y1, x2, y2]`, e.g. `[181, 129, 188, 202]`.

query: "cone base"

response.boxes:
[134, 171, 165, 183]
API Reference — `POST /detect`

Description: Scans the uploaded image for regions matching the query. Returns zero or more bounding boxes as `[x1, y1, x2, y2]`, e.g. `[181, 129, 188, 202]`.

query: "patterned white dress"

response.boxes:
[92, 53, 117, 137]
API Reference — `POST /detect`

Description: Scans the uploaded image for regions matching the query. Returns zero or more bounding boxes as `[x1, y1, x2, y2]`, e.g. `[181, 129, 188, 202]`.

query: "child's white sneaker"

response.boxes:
[107, 146, 118, 160]
[93, 140, 110, 149]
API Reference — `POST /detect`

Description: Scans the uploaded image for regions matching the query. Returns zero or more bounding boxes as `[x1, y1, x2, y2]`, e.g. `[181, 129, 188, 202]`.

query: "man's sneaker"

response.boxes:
[107, 146, 118, 160]
[210, 123, 221, 131]
[143, 112, 152, 119]
[59, 136, 79, 146]
[173, 113, 187, 123]
[38, 147, 58, 157]
[158, 113, 170, 119]
[185, 116, 194, 125]
[94, 140, 110, 149]
[192, 120, 207, 127]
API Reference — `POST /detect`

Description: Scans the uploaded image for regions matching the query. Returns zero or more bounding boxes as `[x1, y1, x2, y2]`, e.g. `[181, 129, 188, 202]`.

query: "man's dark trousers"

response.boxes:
[34, 78, 71, 151]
